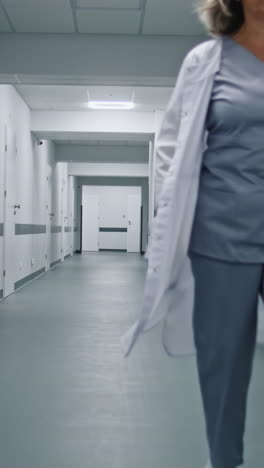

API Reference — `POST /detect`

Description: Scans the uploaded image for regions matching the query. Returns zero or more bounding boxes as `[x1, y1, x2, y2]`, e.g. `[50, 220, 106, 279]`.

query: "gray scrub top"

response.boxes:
[189, 35, 264, 263]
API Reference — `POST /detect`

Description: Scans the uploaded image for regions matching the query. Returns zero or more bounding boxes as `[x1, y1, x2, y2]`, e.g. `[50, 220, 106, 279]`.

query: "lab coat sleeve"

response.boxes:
[154, 59, 188, 213]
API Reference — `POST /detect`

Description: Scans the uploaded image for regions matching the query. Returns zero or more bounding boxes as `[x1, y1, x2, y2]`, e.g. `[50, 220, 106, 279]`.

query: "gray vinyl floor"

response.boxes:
[0, 252, 264, 468]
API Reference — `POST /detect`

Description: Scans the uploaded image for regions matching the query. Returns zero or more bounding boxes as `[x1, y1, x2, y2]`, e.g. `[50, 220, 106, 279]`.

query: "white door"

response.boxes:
[3, 125, 17, 297]
[61, 179, 66, 262]
[127, 194, 141, 253]
[67, 176, 73, 256]
[45, 172, 52, 271]
[82, 194, 99, 252]
[70, 177, 74, 256]
[0, 125, 5, 296]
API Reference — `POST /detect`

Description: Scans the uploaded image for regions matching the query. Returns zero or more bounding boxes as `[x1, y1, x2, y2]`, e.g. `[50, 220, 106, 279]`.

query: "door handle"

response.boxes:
[13, 204, 21, 209]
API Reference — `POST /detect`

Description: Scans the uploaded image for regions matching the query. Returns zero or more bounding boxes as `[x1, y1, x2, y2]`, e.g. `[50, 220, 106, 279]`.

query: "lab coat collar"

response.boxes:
[185, 36, 223, 82]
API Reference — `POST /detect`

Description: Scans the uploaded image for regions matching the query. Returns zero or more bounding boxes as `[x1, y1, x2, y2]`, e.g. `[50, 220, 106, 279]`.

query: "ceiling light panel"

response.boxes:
[77, 9, 141, 34]
[3, 0, 74, 33]
[88, 101, 134, 110]
[143, 0, 205, 35]
[76, 0, 140, 8]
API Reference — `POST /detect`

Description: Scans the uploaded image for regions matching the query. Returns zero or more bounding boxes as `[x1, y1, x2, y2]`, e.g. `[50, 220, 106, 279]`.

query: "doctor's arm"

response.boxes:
[154, 59, 188, 214]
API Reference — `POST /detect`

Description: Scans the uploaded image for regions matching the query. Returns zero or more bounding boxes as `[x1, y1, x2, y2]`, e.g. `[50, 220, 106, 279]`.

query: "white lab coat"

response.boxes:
[121, 37, 224, 357]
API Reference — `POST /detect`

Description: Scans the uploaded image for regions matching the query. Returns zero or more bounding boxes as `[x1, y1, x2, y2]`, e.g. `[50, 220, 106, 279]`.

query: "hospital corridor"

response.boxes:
[1, 1, 264, 468]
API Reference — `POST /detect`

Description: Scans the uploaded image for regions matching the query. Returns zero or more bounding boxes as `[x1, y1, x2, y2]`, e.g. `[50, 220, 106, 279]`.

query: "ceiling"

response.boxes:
[0, 0, 205, 148]
[16, 84, 173, 111]
[0, 0, 204, 35]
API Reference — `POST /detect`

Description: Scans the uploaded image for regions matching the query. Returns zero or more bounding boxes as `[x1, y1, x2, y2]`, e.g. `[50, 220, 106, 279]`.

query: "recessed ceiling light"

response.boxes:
[87, 101, 135, 110]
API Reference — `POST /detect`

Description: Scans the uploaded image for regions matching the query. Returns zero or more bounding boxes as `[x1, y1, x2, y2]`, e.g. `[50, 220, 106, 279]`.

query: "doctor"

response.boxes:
[121, 0, 264, 467]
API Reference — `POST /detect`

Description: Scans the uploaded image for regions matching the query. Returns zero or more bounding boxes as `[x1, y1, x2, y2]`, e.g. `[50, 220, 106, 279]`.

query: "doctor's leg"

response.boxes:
[190, 252, 262, 468]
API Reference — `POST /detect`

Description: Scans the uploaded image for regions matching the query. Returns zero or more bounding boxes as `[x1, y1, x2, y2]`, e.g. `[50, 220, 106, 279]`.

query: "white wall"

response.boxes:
[32, 110, 154, 135]
[0, 85, 77, 298]
[56, 144, 149, 164]
[3, 85, 47, 285]
[69, 162, 148, 177]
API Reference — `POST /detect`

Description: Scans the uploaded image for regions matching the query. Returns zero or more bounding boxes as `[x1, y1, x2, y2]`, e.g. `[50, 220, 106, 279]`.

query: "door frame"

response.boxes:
[1, 124, 7, 296]
[126, 191, 141, 253]
[3, 124, 16, 298]
[81, 191, 99, 252]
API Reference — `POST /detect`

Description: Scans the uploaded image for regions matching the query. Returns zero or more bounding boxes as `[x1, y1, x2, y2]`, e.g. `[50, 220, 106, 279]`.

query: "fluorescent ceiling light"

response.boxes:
[88, 101, 135, 110]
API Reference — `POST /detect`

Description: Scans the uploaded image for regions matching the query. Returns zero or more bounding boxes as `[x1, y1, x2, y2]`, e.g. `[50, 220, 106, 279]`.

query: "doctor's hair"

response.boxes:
[195, 0, 244, 36]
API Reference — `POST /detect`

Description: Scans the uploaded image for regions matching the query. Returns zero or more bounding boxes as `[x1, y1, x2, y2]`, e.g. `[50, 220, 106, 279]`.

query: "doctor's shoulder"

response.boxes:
[181, 37, 221, 73]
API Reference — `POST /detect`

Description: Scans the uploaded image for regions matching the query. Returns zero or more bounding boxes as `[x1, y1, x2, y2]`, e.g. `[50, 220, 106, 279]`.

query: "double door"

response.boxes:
[82, 192, 141, 253]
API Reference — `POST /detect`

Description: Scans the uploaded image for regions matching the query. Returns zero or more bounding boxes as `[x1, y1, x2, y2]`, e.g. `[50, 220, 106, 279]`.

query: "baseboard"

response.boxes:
[99, 249, 127, 252]
[50, 259, 61, 269]
[14, 267, 46, 291]
[75, 249, 145, 254]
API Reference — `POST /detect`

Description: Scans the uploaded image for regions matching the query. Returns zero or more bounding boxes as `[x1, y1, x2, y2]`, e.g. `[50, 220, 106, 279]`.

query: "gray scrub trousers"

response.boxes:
[190, 253, 262, 468]
[188, 37, 264, 468]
